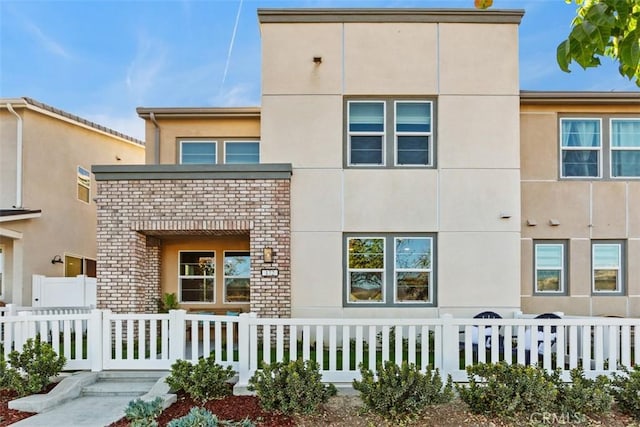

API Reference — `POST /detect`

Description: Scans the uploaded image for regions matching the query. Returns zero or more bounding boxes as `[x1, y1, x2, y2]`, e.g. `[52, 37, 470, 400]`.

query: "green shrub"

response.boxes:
[457, 362, 559, 418]
[157, 293, 180, 313]
[248, 359, 336, 415]
[124, 397, 164, 427]
[557, 368, 612, 416]
[166, 407, 254, 427]
[353, 361, 453, 422]
[611, 365, 640, 420]
[1, 336, 66, 396]
[166, 356, 235, 403]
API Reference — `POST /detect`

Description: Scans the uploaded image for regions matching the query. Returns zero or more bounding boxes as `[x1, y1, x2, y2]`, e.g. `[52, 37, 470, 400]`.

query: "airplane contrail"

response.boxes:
[220, 0, 244, 99]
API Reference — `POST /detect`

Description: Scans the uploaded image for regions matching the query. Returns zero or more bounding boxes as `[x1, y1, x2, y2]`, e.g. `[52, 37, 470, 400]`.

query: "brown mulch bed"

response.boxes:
[2, 385, 638, 427]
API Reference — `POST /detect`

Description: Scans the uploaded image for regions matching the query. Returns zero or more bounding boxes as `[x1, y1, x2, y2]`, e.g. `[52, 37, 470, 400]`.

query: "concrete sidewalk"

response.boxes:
[9, 371, 175, 427]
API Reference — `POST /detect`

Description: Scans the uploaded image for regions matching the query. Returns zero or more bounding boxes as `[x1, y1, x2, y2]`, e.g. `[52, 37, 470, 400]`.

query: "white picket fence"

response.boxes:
[0, 309, 637, 387]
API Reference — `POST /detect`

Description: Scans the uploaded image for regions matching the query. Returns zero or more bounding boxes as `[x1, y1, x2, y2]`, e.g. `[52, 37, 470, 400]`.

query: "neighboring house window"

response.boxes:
[345, 234, 435, 306]
[592, 242, 624, 294]
[611, 119, 640, 178]
[347, 99, 434, 168]
[64, 255, 96, 278]
[560, 116, 640, 179]
[179, 251, 215, 303]
[224, 251, 250, 303]
[534, 242, 567, 294]
[180, 141, 217, 164]
[560, 118, 601, 178]
[225, 142, 260, 164]
[77, 166, 91, 203]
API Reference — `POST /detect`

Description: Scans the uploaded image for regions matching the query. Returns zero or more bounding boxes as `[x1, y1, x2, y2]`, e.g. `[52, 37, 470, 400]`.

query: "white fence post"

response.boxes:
[90, 309, 103, 372]
[169, 309, 186, 362]
[234, 312, 257, 395]
[5, 304, 16, 316]
[440, 314, 457, 380]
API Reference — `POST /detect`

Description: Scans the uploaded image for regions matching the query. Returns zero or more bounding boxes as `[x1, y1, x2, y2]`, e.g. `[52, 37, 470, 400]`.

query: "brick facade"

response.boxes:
[94, 167, 291, 317]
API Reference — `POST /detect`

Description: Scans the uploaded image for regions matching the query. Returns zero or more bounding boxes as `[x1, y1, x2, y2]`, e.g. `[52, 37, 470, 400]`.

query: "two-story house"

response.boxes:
[92, 8, 640, 318]
[0, 98, 145, 305]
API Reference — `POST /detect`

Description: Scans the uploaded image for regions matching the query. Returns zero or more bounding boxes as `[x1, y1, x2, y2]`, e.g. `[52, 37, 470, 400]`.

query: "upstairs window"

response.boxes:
[224, 142, 260, 164]
[611, 119, 640, 178]
[77, 166, 91, 203]
[560, 116, 640, 179]
[560, 118, 601, 178]
[347, 99, 434, 168]
[180, 141, 216, 164]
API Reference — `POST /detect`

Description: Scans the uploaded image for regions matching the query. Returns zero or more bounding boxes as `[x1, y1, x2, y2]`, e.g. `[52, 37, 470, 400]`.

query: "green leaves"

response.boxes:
[556, 0, 640, 86]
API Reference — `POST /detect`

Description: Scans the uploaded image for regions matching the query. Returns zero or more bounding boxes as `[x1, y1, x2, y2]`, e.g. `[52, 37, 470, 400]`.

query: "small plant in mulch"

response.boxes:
[165, 356, 235, 403]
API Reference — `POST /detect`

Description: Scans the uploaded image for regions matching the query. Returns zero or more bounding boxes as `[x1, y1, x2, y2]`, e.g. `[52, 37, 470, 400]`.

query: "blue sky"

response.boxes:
[1, 0, 637, 140]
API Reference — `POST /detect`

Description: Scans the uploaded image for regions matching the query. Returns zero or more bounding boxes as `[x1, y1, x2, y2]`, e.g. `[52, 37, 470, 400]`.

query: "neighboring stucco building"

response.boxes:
[0, 98, 145, 305]
[93, 8, 640, 318]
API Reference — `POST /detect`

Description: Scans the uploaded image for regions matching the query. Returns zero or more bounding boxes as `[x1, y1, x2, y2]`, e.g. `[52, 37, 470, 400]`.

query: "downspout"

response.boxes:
[149, 112, 160, 164]
[6, 104, 23, 208]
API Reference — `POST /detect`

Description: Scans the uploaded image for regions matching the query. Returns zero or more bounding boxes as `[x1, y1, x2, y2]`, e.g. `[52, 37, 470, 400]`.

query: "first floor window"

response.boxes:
[534, 242, 566, 294]
[180, 141, 216, 164]
[345, 234, 435, 306]
[224, 251, 250, 303]
[179, 251, 215, 302]
[64, 255, 96, 278]
[592, 242, 623, 294]
[77, 166, 91, 203]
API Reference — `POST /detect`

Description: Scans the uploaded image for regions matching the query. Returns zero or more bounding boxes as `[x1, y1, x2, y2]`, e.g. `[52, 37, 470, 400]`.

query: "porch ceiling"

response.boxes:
[142, 229, 250, 237]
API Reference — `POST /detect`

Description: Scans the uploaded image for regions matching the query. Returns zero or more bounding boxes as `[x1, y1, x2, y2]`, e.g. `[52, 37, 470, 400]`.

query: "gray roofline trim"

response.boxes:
[0, 209, 42, 223]
[258, 8, 524, 24]
[137, 107, 261, 119]
[92, 164, 292, 181]
[520, 91, 640, 105]
[0, 98, 144, 146]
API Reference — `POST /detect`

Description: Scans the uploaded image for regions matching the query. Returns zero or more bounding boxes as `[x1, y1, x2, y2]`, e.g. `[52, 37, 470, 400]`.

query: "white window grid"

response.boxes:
[559, 118, 603, 179]
[178, 250, 216, 303]
[77, 166, 91, 204]
[393, 100, 433, 167]
[393, 237, 432, 303]
[347, 237, 386, 304]
[347, 100, 386, 167]
[610, 118, 640, 179]
[179, 140, 217, 165]
[592, 243, 622, 293]
[223, 141, 260, 164]
[534, 243, 565, 294]
[223, 250, 250, 304]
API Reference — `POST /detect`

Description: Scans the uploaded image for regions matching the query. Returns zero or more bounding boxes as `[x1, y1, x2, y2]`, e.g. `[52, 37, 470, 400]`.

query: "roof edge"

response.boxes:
[258, 8, 524, 24]
[137, 106, 261, 119]
[520, 91, 640, 105]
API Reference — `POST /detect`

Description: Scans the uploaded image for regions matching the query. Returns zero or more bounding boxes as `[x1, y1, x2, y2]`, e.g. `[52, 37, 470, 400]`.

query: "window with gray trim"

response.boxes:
[179, 139, 259, 165]
[592, 241, 625, 294]
[346, 99, 434, 168]
[560, 116, 640, 179]
[533, 241, 567, 295]
[345, 234, 435, 306]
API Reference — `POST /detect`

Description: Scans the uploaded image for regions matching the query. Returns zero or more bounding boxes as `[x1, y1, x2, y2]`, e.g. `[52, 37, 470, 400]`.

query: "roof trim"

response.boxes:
[0, 209, 42, 223]
[137, 106, 261, 119]
[258, 8, 524, 24]
[1, 98, 144, 146]
[520, 91, 640, 105]
[92, 164, 292, 181]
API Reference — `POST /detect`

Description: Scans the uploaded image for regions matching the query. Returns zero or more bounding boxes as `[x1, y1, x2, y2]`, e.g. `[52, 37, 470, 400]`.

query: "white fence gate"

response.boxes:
[32, 275, 96, 307]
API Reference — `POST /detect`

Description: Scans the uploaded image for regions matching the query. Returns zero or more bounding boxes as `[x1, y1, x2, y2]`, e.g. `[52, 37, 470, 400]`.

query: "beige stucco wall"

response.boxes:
[261, 16, 522, 318]
[520, 103, 640, 317]
[0, 105, 144, 304]
[144, 116, 260, 165]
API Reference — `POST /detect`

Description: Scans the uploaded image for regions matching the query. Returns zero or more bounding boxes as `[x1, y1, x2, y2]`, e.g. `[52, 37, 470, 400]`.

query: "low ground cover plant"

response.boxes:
[611, 364, 640, 420]
[457, 362, 613, 420]
[166, 407, 255, 427]
[124, 397, 164, 427]
[248, 359, 336, 415]
[166, 356, 235, 403]
[0, 336, 66, 396]
[353, 361, 453, 422]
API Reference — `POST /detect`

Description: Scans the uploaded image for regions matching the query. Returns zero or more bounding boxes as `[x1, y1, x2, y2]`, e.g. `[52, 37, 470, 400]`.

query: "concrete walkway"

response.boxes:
[10, 371, 175, 427]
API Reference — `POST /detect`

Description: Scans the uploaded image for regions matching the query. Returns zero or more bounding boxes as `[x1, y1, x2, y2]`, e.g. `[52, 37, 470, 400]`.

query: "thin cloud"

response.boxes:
[210, 83, 259, 107]
[22, 19, 71, 59]
[126, 33, 167, 102]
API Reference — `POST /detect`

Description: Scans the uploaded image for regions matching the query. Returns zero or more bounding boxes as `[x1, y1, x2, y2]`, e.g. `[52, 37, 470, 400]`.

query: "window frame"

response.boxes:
[559, 114, 640, 180]
[533, 241, 568, 295]
[394, 100, 433, 167]
[223, 141, 260, 165]
[63, 254, 96, 278]
[346, 236, 386, 304]
[345, 97, 436, 169]
[393, 237, 433, 304]
[178, 250, 216, 304]
[591, 241, 625, 295]
[347, 100, 386, 167]
[223, 250, 251, 304]
[610, 118, 640, 179]
[559, 117, 603, 179]
[77, 166, 91, 204]
[179, 140, 217, 165]
[344, 233, 437, 307]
